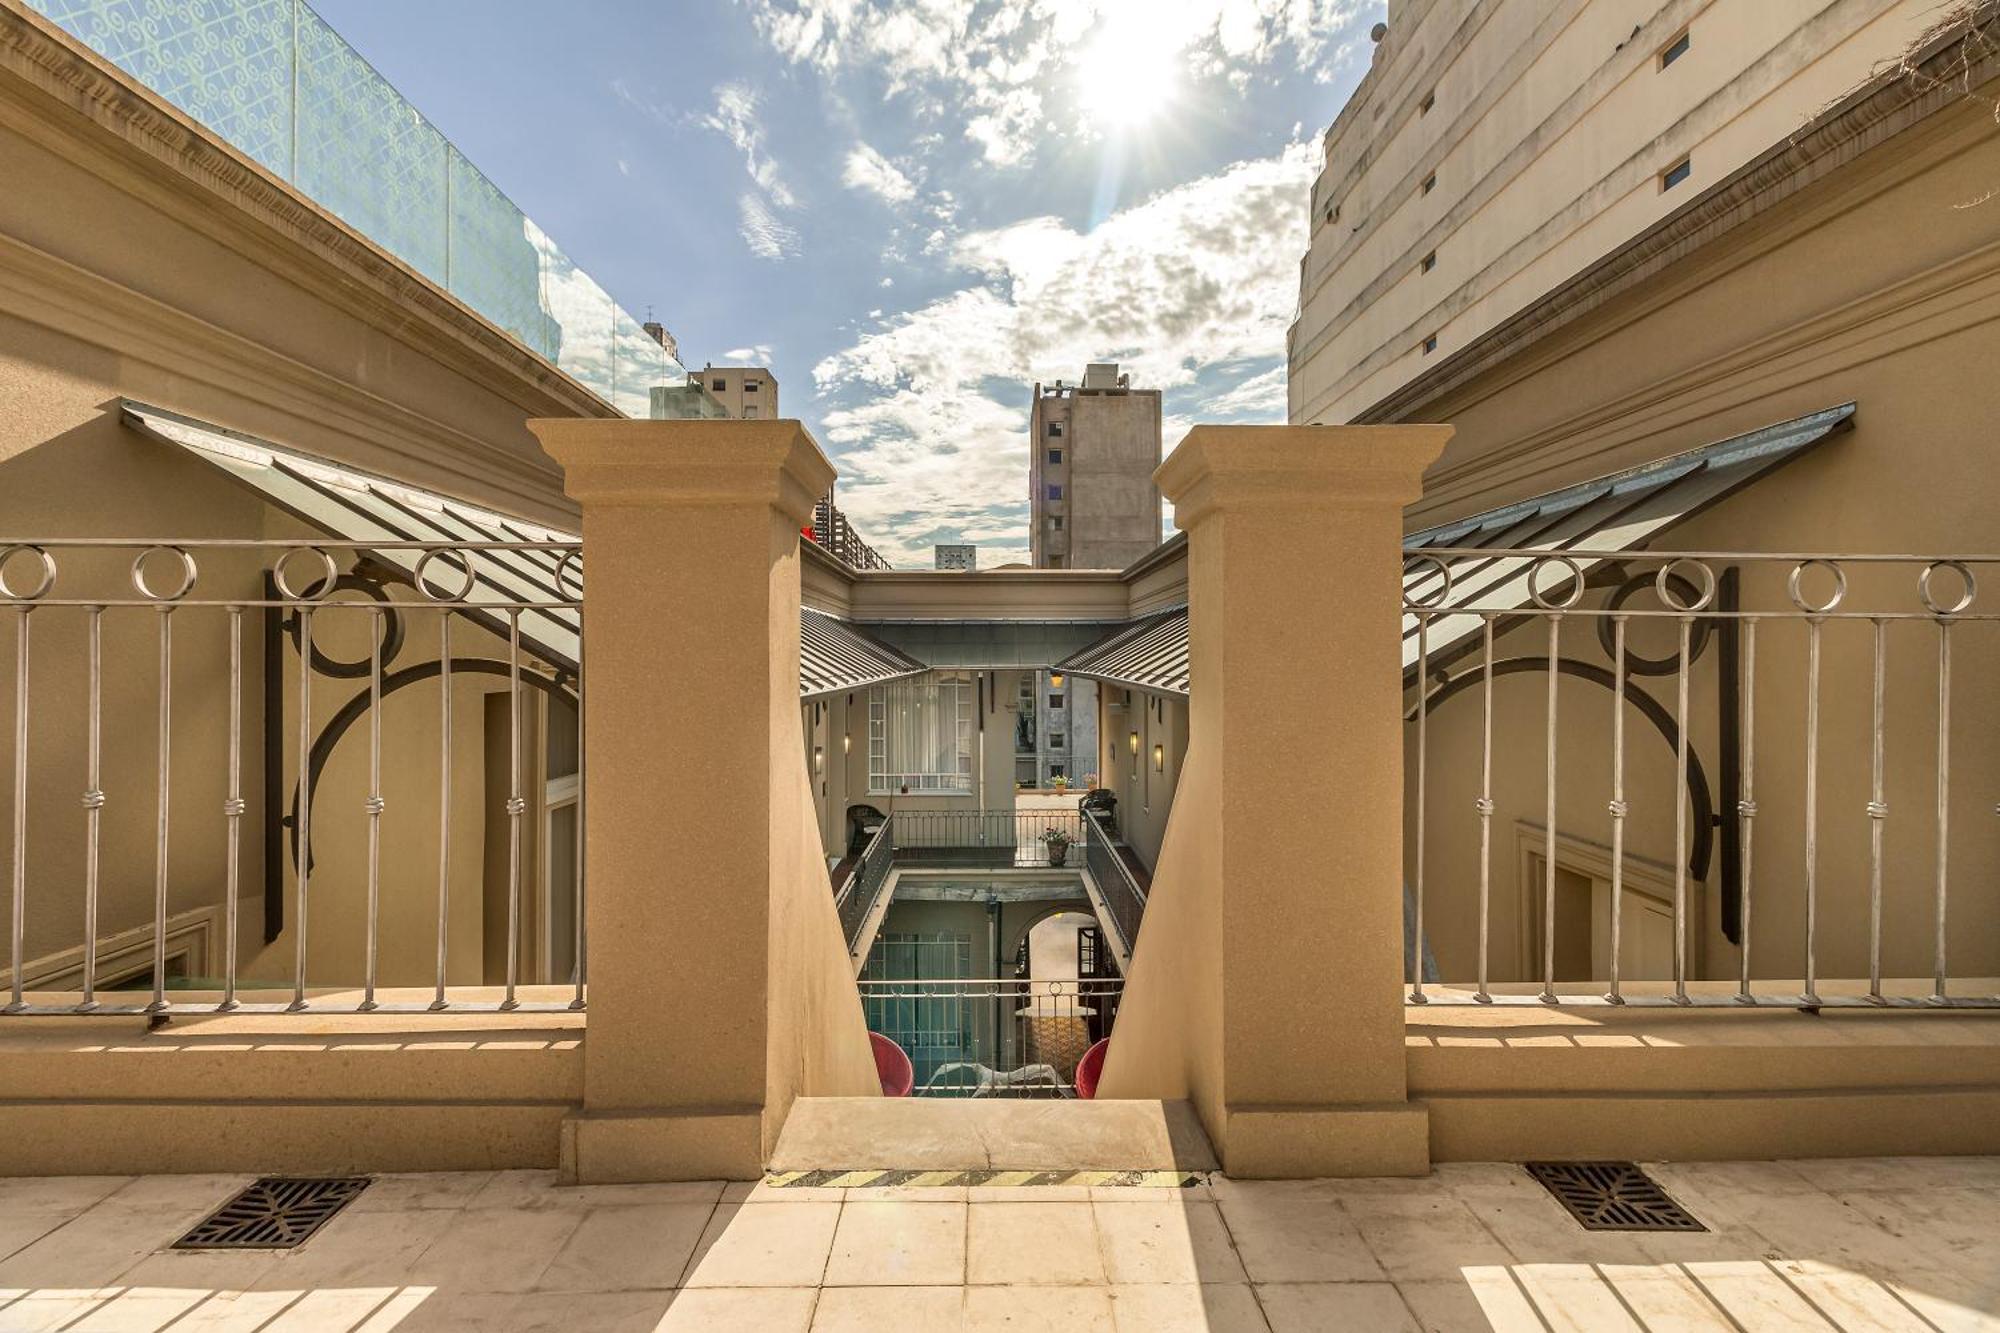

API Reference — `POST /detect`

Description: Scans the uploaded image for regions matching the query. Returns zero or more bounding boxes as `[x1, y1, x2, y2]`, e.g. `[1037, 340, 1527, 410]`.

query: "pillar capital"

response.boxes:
[1155, 424, 1451, 530]
[529, 418, 836, 526]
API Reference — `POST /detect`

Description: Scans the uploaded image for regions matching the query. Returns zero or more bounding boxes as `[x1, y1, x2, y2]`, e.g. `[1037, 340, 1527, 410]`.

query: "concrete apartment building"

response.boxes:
[1028, 363, 1163, 571]
[690, 364, 778, 419]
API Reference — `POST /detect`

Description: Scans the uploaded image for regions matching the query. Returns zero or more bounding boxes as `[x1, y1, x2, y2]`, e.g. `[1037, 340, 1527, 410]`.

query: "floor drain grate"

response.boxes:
[1525, 1162, 1706, 1232]
[173, 1177, 371, 1250]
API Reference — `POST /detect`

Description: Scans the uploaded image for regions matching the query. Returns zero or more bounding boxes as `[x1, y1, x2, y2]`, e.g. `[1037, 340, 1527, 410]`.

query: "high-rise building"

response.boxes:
[690, 364, 779, 419]
[933, 544, 977, 571]
[1288, 0, 1952, 426]
[1029, 363, 1162, 570]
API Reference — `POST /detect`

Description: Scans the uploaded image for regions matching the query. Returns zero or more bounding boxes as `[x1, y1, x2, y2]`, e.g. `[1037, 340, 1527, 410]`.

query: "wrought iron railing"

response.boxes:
[835, 816, 893, 952]
[809, 494, 892, 571]
[1402, 549, 1997, 1008]
[889, 810, 1085, 869]
[1, 539, 584, 1014]
[857, 978, 1121, 1097]
[1082, 809, 1147, 956]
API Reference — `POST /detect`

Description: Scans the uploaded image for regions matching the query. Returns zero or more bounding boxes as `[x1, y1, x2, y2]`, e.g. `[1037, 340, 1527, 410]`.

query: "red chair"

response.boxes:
[1074, 1037, 1110, 1100]
[870, 1032, 914, 1098]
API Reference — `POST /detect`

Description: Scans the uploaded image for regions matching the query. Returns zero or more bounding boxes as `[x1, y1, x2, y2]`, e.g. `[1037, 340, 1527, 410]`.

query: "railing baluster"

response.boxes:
[148, 605, 172, 1015]
[1933, 616, 1951, 1003]
[1607, 615, 1626, 1004]
[81, 607, 103, 1011]
[1737, 618, 1758, 1004]
[1868, 618, 1887, 1002]
[1803, 614, 1822, 1006]
[1673, 614, 1691, 1005]
[432, 610, 452, 1011]
[7, 606, 28, 1013]
[502, 608, 523, 1010]
[222, 606, 242, 1011]
[1409, 610, 1428, 1004]
[1542, 613, 1559, 1004]
[571, 621, 586, 1009]
[290, 605, 312, 1012]
[1475, 614, 1493, 1004]
[361, 605, 384, 1011]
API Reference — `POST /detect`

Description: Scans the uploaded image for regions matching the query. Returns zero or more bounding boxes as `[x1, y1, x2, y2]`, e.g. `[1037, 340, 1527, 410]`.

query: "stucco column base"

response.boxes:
[1220, 1102, 1431, 1179]
[559, 1108, 764, 1184]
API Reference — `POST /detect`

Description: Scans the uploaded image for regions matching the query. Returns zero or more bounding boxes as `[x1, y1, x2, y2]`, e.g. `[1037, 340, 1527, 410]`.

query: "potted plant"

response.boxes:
[1040, 825, 1074, 867]
[1051, 773, 1069, 794]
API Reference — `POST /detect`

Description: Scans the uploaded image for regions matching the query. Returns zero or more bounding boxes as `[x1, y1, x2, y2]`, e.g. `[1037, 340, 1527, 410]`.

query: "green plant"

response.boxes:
[1039, 826, 1074, 851]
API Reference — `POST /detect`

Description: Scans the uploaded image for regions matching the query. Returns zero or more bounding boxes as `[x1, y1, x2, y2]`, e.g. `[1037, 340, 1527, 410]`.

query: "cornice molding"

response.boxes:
[0, 0, 617, 424]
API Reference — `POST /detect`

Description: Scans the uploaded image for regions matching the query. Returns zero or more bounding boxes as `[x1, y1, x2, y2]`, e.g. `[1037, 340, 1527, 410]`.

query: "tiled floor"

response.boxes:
[1, 1158, 1996, 1330]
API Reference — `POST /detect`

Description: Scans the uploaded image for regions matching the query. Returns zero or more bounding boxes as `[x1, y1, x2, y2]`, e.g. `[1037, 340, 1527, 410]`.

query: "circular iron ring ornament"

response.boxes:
[1919, 560, 1976, 616]
[1786, 558, 1847, 614]
[0, 544, 57, 601]
[1528, 553, 1587, 610]
[1655, 557, 1716, 613]
[1593, 570, 1717, 677]
[283, 575, 409, 680]
[130, 545, 198, 602]
[413, 549, 477, 603]
[1403, 553, 1453, 610]
[553, 547, 584, 601]
[273, 547, 340, 603]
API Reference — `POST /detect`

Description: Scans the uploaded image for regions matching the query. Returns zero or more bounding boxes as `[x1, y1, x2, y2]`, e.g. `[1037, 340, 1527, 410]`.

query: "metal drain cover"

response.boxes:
[173, 1176, 371, 1250]
[1525, 1162, 1706, 1232]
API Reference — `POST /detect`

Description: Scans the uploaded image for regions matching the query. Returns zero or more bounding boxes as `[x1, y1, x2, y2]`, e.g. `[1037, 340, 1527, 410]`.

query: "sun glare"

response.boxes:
[1076, 29, 1180, 131]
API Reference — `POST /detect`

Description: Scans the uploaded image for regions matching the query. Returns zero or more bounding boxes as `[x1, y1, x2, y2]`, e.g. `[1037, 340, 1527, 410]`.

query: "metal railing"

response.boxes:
[1082, 809, 1147, 956]
[810, 494, 892, 572]
[889, 809, 1085, 869]
[1402, 549, 1997, 1008]
[1, 539, 584, 1014]
[835, 816, 893, 951]
[857, 978, 1121, 1097]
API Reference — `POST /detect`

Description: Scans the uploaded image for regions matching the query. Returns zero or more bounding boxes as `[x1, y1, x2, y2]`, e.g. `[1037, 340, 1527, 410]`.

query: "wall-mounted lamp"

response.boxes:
[1049, 672, 1064, 689]
[842, 733, 851, 755]
[1153, 743, 1165, 772]
[1128, 730, 1140, 756]
[813, 745, 825, 774]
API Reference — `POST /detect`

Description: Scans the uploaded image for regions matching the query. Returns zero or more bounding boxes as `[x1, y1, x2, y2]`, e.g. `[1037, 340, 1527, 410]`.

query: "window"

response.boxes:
[1049, 732, 1065, 750]
[1048, 422, 1064, 438]
[1659, 29, 1690, 69]
[1048, 694, 1064, 709]
[1048, 449, 1063, 465]
[1047, 484, 1063, 501]
[868, 673, 974, 794]
[1421, 333, 1439, 355]
[1661, 156, 1691, 191]
[1421, 172, 1436, 195]
[711, 378, 725, 391]
[1324, 201, 1340, 226]
[1419, 87, 1435, 116]
[1051, 516, 1063, 530]
[743, 407, 758, 418]
[1420, 250, 1436, 274]
[743, 379, 760, 392]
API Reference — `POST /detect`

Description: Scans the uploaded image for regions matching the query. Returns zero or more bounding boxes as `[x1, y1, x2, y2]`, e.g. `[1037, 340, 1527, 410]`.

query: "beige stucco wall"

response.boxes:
[1098, 688, 1188, 875]
[1291, 0, 1952, 425]
[1396, 87, 2000, 990]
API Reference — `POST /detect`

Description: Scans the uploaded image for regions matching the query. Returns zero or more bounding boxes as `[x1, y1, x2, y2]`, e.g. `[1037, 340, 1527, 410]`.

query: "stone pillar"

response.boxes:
[530, 418, 880, 1183]
[1098, 424, 1450, 1177]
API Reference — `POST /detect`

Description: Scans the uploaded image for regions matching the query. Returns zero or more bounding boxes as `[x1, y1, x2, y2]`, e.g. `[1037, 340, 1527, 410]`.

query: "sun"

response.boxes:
[1075, 28, 1180, 132]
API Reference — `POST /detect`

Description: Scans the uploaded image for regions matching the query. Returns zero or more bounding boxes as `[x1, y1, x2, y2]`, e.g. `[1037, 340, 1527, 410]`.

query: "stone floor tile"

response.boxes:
[0, 1207, 201, 1288]
[1257, 1281, 1418, 1332]
[0, 1217, 73, 1268]
[962, 1284, 1115, 1330]
[535, 1202, 714, 1292]
[722, 1181, 846, 1204]
[681, 1202, 841, 1289]
[1397, 1274, 1547, 1333]
[474, 1171, 724, 1210]
[372, 1288, 674, 1332]
[811, 1285, 965, 1330]
[100, 1175, 251, 1215]
[824, 1200, 965, 1287]
[1092, 1200, 1245, 1285]
[63, 1284, 211, 1331]
[115, 1242, 284, 1293]
[0, 1179, 131, 1218]
[1215, 1195, 1383, 1284]
[654, 1286, 817, 1332]
[1771, 1259, 1939, 1332]
[1340, 1194, 1513, 1283]
[966, 1185, 1094, 1202]
[966, 1202, 1104, 1286]
[405, 1205, 587, 1293]
[249, 1208, 459, 1292]
[1786, 1155, 2000, 1194]
[0, 1288, 121, 1333]
[1678, 1259, 1839, 1331]
[160, 1290, 313, 1332]
[346, 1172, 494, 1212]
[461, 1171, 563, 1210]
[1886, 1276, 2000, 1333]
[1507, 1263, 1646, 1332]
[1457, 1186, 1664, 1267]
[1595, 1262, 1739, 1331]
[1832, 1187, 2000, 1283]
[1108, 1283, 1268, 1332]
[1091, 1181, 1214, 1203]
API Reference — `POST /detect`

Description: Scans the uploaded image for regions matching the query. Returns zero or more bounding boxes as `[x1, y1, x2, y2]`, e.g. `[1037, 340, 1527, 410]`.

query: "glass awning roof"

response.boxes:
[123, 401, 925, 699]
[1056, 403, 1853, 698]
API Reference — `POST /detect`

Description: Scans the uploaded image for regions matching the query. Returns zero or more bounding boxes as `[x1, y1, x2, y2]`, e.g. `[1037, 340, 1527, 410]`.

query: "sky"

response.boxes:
[313, 0, 1386, 566]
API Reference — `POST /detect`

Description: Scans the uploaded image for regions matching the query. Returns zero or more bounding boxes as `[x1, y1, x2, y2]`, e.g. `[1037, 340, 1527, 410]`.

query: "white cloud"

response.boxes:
[1200, 364, 1288, 419]
[737, 193, 800, 260]
[842, 142, 917, 203]
[721, 344, 776, 364]
[702, 82, 795, 207]
[813, 142, 1317, 565]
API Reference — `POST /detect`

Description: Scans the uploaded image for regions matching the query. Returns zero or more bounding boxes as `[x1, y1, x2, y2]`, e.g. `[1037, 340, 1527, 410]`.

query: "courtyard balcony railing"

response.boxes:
[856, 977, 1122, 1098]
[1081, 808, 1147, 957]
[887, 809, 1086, 869]
[1401, 548, 1998, 1009]
[1, 538, 584, 1015]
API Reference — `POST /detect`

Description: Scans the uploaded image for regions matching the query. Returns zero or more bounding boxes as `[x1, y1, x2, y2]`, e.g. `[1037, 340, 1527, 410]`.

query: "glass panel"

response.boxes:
[448, 148, 559, 359]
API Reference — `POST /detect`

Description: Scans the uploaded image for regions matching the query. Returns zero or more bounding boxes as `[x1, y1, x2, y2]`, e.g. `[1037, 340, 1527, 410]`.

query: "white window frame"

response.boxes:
[869, 671, 975, 796]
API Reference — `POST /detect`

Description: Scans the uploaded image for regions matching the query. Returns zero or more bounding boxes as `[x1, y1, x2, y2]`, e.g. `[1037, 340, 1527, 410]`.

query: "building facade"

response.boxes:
[1028, 363, 1163, 571]
[1289, 0, 1959, 426]
[692, 364, 779, 419]
[933, 543, 977, 571]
